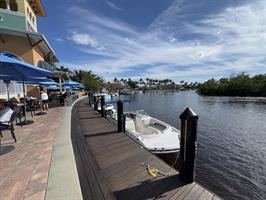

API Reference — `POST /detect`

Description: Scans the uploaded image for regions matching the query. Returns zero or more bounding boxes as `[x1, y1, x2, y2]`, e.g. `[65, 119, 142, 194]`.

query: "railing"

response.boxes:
[64, 95, 79, 107]
[0, 9, 27, 32]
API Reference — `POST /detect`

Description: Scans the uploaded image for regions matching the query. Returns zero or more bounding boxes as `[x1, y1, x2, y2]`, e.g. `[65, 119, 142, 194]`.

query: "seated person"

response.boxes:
[0, 102, 13, 125]
[15, 94, 21, 103]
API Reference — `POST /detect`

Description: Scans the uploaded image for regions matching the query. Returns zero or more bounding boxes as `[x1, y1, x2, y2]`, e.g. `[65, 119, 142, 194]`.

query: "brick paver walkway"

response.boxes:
[0, 107, 65, 200]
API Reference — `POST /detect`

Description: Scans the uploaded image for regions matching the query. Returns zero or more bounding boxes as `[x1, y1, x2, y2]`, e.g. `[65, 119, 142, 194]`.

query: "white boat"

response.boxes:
[98, 104, 114, 112]
[111, 92, 119, 97]
[124, 110, 180, 154]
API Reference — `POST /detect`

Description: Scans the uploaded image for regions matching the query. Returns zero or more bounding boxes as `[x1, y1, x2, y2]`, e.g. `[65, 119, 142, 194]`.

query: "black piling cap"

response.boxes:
[117, 100, 123, 105]
[180, 107, 198, 120]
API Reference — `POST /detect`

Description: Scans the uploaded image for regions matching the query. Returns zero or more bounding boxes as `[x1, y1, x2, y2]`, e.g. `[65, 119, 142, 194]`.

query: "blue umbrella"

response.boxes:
[16, 77, 51, 85]
[0, 54, 54, 125]
[39, 80, 59, 87]
[62, 80, 80, 87]
[64, 86, 71, 90]
[78, 83, 85, 89]
[0, 54, 53, 79]
[47, 86, 60, 90]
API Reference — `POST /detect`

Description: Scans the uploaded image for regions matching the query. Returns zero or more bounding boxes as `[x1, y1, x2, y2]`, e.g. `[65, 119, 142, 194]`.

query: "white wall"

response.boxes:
[0, 80, 24, 99]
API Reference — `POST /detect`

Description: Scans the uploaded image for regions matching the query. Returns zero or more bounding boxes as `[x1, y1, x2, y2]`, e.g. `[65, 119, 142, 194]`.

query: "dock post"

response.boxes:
[117, 100, 123, 132]
[88, 92, 92, 107]
[179, 107, 198, 183]
[100, 96, 105, 117]
[122, 114, 126, 133]
[104, 110, 107, 118]
[93, 96, 97, 110]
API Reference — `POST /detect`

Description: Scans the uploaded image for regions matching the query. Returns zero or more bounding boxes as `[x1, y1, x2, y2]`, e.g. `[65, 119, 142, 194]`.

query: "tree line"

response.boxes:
[107, 78, 199, 91]
[56, 66, 104, 92]
[198, 73, 266, 97]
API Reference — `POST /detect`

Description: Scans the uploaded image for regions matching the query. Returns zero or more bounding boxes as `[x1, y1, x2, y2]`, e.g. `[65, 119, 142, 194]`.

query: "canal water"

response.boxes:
[116, 91, 266, 200]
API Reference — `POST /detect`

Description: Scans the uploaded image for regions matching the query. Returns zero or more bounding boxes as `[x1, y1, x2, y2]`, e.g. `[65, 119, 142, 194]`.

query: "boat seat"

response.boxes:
[126, 118, 135, 131]
[146, 125, 161, 134]
[135, 117, 160, 134]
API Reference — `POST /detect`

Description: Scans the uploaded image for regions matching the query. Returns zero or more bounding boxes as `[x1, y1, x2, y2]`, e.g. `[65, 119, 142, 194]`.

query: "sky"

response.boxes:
[38, 0, 266, 82]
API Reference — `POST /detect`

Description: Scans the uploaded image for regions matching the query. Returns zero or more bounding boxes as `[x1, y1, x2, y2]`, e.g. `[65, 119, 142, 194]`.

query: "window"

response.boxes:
[0, 0, 7, 9]
[10, 0, 18, 11]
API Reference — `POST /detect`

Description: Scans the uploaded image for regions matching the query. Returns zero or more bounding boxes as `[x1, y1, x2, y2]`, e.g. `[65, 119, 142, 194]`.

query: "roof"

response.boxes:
[0, 27, 56, 57]
[27, 0, 46, 17]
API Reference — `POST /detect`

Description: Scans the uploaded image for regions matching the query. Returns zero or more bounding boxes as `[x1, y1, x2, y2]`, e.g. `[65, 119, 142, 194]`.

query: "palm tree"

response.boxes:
[44, 54, 59, 71]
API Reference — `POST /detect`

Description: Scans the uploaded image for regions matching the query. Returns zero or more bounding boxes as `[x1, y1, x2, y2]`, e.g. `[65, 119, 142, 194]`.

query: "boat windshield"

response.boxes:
[136, 110, 149, 117]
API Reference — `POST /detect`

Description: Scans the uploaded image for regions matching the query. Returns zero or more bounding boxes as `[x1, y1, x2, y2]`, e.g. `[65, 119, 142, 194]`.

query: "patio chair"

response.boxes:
[28, 99, 40, 117]
[13, 106, 23, 127]
[0, 112, 17, 142]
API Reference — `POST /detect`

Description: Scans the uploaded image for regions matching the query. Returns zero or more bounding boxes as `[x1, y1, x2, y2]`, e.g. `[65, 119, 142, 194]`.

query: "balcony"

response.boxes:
[0, 8, 36, 32]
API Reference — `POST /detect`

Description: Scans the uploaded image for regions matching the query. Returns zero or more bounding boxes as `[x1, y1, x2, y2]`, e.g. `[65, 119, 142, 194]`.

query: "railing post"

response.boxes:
[93, 96, 97, 110]
[100, 96, 105, 117]
[117, 100, 123, 132]
[179, 107, 198, 183]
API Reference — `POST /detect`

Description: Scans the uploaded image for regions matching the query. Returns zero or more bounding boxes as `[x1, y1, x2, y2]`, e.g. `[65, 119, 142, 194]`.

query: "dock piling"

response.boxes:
[179, 107, 198, 183]
[100, 96, 105, 117]
[93, 96, 97, 110]
[122, 114, 126, 133]
[117, 100, 123, 132]
[88, 92, 92, 107]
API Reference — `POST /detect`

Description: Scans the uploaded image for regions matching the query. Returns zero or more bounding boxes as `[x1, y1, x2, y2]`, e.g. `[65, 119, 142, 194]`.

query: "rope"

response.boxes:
[171, 153, 179, 167]
[141, 163, 174, 177]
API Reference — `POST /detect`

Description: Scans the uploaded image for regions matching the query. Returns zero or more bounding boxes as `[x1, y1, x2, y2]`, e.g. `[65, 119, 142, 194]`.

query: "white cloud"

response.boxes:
[105, 0, 125, 12]
[68, 32, 98, 47]
[54, 37, 64, 42]
[64, 0, 266, 82]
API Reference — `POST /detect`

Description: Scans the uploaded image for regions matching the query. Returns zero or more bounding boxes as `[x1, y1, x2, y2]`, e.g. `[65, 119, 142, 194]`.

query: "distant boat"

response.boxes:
[111, 92, 119, 97]
[98, 104, 114, 112]
[124, 110, 180, 154]
[119, 90, 134, 95]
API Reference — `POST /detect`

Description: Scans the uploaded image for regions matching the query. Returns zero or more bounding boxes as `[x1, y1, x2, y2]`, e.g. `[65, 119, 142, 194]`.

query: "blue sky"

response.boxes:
[38, 0, 266, 82]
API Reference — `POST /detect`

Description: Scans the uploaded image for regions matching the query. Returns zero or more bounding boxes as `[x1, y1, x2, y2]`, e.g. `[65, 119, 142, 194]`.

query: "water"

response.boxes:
[115, 91, 266, 200]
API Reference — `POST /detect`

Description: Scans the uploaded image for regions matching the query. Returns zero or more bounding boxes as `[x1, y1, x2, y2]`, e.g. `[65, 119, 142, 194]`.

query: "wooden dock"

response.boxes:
[71, 99, 222, 200]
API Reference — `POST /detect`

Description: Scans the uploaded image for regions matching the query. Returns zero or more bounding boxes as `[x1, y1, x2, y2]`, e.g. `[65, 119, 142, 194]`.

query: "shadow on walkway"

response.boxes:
[114, 175, 185, 200]
[0, 145, 15, 156]
[84, 131, 118, 138]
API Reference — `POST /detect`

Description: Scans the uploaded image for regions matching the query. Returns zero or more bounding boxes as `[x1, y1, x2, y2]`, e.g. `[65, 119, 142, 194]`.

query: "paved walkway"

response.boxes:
[0, 107, 65, 200]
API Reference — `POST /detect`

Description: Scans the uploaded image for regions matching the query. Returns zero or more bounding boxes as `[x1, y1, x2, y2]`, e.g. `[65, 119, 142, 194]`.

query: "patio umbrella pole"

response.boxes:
[23, 80, 27, 121]
[20, 80, 33, 125]
[4, 80, 10, 101]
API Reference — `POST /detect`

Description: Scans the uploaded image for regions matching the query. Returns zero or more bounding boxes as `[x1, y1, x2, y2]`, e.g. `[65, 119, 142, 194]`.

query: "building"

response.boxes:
[0, 0, 56, 99]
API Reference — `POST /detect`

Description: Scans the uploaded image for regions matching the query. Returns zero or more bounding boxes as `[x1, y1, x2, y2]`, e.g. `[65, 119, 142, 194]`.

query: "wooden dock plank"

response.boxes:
[198, 190, 214, 200]
[182, 184, 204, 200]
[71, 99, 222, 200]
